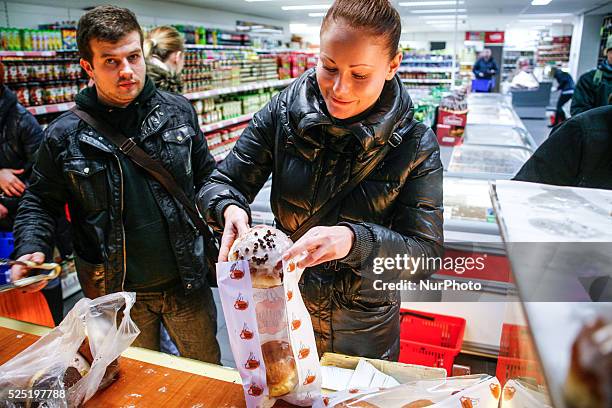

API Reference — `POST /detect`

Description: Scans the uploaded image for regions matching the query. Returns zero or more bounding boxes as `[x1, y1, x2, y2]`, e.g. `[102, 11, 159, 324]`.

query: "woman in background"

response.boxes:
[144, 26, 185, 94]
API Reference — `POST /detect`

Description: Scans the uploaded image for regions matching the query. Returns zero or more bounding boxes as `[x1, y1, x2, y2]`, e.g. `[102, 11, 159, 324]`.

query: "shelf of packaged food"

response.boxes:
[208, 135, 240, 148]
[209, 137, 240, 162]
[401, 78, 453, 84]
[185, 43, 254, 50]
[26, 101, 75, 115]
[536, 52, 570, 56]
[0, 50, 59, 57]
[398, 66, 456, 73]
[402, 59, 453, 64]
[184, 78, 294, 100]
[201, 113, 253, 134]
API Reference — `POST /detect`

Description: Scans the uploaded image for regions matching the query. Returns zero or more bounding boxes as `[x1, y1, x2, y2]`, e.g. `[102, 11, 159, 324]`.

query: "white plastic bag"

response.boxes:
[0, 292, 139, 407]
[325, 374, 501, 407]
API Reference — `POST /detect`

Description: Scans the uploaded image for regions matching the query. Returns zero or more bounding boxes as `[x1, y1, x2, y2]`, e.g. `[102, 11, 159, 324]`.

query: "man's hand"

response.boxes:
[0, 203, 8, 219]
[10, 252, 48, 292]
[219, 205, 250, 262]
[0, 169, 26, 197]
[282, 226, 355, 269]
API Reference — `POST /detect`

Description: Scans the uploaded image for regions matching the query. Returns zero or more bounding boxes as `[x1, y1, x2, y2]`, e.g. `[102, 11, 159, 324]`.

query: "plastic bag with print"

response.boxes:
[216, 226, 323, 408]
[324, 374, 501, 408]
[0, 292, 139, 407]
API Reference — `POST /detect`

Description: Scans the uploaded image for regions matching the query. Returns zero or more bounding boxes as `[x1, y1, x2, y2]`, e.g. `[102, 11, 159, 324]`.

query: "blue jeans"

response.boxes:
[130, 284, 221, 364]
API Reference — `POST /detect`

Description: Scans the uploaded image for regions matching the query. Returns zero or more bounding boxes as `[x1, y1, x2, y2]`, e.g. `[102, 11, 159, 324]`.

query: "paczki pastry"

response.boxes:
[564, 319, 612, 408]
[229, 225, 293, 288]
[261, 340, 298, 397]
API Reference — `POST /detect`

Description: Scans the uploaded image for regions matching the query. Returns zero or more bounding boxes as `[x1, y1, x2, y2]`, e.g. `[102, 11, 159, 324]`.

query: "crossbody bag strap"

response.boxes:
[70, 107, 213, 240]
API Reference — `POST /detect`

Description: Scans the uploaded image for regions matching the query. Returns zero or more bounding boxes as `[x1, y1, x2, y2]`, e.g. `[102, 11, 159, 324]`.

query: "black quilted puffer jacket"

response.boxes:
[198, 69, 444, 360]
[0, 86, 44, 214]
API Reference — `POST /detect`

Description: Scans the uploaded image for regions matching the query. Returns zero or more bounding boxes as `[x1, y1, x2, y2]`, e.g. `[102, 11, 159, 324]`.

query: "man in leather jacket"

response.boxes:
[198, 0, 444, 360]
[11, 5, 220, 364]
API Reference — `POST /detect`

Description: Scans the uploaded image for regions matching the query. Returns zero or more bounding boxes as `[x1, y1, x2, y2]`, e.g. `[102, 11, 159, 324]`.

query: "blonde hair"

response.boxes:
[144, 25, 184, 62]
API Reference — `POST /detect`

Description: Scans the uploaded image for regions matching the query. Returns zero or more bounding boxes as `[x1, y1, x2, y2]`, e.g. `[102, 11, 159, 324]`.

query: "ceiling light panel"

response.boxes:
[410, 8, 467, 13]
[399, 1, 464, 6]
[282, 4, 331, 11]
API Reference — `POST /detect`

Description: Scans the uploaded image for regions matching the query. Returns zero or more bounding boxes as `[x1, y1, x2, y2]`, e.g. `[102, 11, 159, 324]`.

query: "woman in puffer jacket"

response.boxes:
[198, 0, 444, 361]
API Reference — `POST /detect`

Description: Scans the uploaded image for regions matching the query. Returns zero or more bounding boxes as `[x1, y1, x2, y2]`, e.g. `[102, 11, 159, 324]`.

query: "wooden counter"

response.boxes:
[0, 317, 256, 407]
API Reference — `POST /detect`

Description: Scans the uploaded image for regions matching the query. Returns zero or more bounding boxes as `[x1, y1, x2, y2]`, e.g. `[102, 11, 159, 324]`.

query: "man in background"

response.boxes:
[513, 105, 612, 190]
[571, 34, 612, 115]
[473, 48, 498, 80]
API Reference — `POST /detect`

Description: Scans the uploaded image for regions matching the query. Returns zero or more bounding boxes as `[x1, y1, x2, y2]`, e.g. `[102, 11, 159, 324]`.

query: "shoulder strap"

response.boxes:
[594, 69, 603, 86]
[70, 106, 216, 244]
[290, 131, 404, 242]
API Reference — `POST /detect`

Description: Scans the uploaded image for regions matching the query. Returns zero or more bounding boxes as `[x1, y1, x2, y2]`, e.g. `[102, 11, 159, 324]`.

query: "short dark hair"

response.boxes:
[77, 5, 143, 63]
[321, 0, 401, 60]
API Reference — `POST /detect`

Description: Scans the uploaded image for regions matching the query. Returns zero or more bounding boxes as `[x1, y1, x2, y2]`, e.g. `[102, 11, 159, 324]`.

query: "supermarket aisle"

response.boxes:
[522, 118, 550, 147]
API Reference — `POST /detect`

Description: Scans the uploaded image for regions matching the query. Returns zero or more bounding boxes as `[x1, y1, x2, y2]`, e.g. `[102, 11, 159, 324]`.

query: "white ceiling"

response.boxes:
[165, 0, 612, 32]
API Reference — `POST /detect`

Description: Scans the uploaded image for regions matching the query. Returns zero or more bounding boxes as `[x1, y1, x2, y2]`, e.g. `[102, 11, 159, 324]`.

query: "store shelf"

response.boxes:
[399, 66, 456, 73]
[185, 43, 254, 51]
[402, 59, 453, 64]
[26, 102, 75, 115]
[401, 78, 453, 84]
[0, 50, 58, 57]
[184, 78, 293, 100]
[201, 113, 253, 133]
[208, 135, 240, 149]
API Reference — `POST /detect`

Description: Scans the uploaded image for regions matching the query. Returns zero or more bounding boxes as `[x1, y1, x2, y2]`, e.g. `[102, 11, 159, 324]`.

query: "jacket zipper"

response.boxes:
[112, 152, 127, 291]
[141, 104, 161, 137]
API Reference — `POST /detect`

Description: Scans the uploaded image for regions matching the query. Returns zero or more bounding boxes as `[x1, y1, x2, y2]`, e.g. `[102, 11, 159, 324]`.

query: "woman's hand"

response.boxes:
[282, 226, 354, 269]
[219, 205, 250, 262]
[0, 168, 25, 197]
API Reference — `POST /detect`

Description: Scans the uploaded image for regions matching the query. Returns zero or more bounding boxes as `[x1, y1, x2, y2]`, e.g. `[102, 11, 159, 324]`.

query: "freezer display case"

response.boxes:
[446, 144, 532, 177]
[490, 180, 612, 408]
[467, 92, 512, 107]
[463, 124, 537, 151]
[444, 176, 495, 224]
[467, 107, 523, 128]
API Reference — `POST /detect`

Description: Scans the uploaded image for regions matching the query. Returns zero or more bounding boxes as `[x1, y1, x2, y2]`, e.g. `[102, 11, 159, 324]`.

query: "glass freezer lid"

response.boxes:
[464, 124, 531, 149]
[467, 93, 510, 105]
[444, 177, 495, 223]
[447, 144, 532, 176]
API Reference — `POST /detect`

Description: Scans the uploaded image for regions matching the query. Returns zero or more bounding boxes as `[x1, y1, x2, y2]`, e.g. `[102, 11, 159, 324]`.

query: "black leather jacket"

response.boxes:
[198, 69, 444, 360]
[0, 86, 43, 211]
[14, 90, 216, 297]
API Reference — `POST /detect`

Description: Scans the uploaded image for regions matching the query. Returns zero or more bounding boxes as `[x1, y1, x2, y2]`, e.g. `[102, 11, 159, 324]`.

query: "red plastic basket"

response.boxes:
[499, 323, 538, 360]
[496, 356, 545, 386]
[398, 309, 466, 375]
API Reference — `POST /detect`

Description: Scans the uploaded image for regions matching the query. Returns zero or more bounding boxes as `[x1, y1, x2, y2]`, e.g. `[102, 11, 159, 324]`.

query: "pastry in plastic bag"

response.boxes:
[218, 226, 322, 407]
[0, 292, 139, 407]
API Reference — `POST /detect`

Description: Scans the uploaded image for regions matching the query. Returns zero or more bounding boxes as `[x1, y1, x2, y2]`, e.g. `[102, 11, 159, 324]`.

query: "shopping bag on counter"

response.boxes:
[0, 292, 140, 407]
[217, 226, 323, 408]
[324, 374, 501, 407]
[500, 379, 553, 407]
